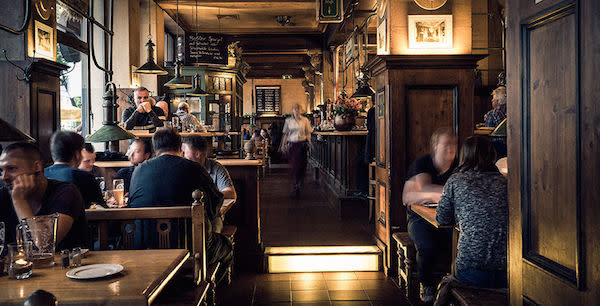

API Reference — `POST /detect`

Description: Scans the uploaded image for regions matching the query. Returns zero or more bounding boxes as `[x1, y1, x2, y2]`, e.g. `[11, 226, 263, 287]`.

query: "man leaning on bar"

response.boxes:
[121, 87, 165, 130]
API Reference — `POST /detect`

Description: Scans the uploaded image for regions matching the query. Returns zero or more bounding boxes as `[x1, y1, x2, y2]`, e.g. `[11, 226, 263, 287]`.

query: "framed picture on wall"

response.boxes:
[408, 15, 453, 49]
[34, 20, 54, 60]
[377, 4, 388, 54]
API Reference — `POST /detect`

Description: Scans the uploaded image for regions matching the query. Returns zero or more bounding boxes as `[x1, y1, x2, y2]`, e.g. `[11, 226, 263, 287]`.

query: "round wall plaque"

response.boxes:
[413, 0, 448, 10]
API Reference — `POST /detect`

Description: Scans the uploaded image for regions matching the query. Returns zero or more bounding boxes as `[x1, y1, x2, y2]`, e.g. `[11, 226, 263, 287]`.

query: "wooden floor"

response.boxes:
[261, 166, 374, 247]
[212, 165, 409, 305]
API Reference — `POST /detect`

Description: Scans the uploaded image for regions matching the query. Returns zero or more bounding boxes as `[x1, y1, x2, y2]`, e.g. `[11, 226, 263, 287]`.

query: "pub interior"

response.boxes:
[0, 0, 598, 305]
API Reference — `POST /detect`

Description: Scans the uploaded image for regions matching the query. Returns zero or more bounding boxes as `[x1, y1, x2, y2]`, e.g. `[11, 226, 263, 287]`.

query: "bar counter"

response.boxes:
[129, 130, 241, 138]
[310, 130, 368, 219]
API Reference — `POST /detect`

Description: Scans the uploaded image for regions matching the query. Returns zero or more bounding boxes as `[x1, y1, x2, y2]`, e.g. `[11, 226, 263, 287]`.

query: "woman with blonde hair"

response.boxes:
[280, 104, 313, 197]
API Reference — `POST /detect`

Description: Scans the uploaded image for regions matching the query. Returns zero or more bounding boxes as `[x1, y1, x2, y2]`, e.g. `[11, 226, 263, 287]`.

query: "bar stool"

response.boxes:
[392, 232, 419, 303]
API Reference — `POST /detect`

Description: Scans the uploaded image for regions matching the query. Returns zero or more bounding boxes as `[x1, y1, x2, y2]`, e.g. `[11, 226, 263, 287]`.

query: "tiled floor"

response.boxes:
[260, 166, 373, 247]
[217, 271, 410, 305]
[214, 165, 409, 305]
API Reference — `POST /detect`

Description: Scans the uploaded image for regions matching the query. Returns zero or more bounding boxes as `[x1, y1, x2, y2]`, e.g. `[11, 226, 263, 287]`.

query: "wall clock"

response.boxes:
[36, 0, 54, 21]
[413, 0, 448, 10]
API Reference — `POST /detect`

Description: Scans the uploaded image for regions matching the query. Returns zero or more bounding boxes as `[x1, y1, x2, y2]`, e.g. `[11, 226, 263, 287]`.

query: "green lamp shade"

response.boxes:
[0, 118, 35, 142]
[86, 125, 135, 142]
[165, 76, 192, 89]
[490, 118, 507, 137]
[135, 61, 169, 75]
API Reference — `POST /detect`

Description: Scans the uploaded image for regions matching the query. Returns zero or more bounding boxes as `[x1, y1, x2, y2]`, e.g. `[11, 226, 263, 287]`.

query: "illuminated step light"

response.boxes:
[265, 246, 381, 273]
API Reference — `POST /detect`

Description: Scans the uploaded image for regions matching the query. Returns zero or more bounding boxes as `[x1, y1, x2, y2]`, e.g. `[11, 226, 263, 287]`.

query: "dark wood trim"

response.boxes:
[520, 1, 582, 288]
[366, 55, 488, 75]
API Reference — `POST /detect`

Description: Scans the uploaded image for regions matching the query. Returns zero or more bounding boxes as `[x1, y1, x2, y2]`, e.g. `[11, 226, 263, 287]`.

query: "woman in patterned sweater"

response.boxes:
[436, 136, 508, 288]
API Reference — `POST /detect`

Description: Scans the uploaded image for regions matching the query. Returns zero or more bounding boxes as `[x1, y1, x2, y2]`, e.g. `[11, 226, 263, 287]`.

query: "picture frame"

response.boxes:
[408, 15, 453, 49]
[377, 4, 388, 55]
[34, 20, 54, 60]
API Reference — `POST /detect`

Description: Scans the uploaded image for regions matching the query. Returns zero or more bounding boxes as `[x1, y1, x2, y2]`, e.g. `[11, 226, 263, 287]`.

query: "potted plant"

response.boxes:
[332, 92, 360, 131]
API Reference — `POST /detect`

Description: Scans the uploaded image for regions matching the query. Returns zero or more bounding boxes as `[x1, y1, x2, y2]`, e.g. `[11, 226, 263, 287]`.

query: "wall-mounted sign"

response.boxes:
[255, 86, 281, 114]
[345, 35, 355, 66]
[317, 0, 343, 23]
[408, 15, 453, 49]
[185, 33, 228, 65]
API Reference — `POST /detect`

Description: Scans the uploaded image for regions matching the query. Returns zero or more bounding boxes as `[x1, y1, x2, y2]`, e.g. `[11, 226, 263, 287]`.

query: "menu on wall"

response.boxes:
[185, 33, 228, 65]
[255, 86, 281, 114]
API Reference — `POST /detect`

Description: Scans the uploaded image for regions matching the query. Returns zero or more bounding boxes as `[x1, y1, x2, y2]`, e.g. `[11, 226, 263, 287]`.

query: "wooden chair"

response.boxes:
[392, 232, 419, 304]
[86, 190, 216, 305]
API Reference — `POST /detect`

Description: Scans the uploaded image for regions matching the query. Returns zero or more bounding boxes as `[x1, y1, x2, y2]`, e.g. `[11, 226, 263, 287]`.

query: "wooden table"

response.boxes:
[95, 159, 262, 169]
[0, 249, 189, 306]
[409, 204, 458, 274]
[130, 130, 240, 138]
[409, 204, 454, 229]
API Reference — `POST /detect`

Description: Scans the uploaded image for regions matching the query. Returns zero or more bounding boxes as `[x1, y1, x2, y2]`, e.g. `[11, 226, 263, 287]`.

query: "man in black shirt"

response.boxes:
[115, 139, 151, 194]
[129, 128, 232, 283]
[44, 131, 105, 208]
[402, 127, 458, 303]
[121, 87, 164, 130]
[0, 142, 88, 250]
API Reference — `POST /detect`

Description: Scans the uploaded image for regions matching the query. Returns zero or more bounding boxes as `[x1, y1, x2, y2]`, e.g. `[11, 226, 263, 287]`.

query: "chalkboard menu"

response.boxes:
[185, 33, 228, 65]
[255, 86, 281, 114]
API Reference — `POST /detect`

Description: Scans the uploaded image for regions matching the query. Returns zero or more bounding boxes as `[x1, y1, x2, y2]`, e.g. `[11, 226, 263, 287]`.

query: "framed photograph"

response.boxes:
[377, 4, 388, 55]
[34, 20, 54, 60]
[408, 15, 453, 49]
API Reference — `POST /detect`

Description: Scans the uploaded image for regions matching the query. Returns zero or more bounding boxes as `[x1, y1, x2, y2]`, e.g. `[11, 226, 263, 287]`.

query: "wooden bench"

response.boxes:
[451, 287, 508, 306]
[86, 190, 222, 306]
[392, 232, 419, 303]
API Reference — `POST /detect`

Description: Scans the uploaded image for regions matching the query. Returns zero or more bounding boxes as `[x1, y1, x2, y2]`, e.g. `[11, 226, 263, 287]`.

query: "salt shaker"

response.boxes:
[70, 248, 81, 267]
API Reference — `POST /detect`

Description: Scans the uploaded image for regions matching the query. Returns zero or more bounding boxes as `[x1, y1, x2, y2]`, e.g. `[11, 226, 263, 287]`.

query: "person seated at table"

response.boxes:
[122, 87, 165, 130]
[0, 142, 88, 250]
[45, 131, 105, 209]
[242, 129, 251, 140]
[115, 139, 152, 194]
[128, 128, 232, 281]
[156, 100, 170, 121]
[175, 102, 206, 132]
[437, 136, 508, 288]
[250, 129, 264, 142]
[78, 142, 103, 178]
[483, 86, 507, 128]
[402, 127, 458, 303]
[182, 136, 236, 233]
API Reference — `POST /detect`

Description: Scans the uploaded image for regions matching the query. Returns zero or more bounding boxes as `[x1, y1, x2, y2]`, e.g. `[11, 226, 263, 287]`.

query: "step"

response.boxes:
[264, 246, 381, 273]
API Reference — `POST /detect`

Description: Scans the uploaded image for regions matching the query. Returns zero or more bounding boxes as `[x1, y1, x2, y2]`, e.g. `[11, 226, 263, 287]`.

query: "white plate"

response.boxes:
[66, 264, 124, 280]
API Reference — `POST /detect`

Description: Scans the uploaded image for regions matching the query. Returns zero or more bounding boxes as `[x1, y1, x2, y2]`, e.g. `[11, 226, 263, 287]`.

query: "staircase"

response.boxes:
[264, 245, 381, 273]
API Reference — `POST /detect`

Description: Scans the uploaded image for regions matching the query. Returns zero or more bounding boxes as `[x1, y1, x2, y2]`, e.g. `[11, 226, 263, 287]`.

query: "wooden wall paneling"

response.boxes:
[506, 0, 600, 304]
[405, 87, 456, 166]
[0, 62, 31, 135]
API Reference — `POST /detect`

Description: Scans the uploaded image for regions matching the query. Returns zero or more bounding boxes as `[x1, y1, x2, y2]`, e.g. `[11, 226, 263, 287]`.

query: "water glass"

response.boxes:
[7, 242, 33, 279]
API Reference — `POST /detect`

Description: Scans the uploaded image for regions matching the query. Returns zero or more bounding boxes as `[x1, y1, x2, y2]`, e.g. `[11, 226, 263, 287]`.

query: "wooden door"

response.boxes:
[374, 83, 390, 274]
[506, 0, 600, 304]
[405, 87, 456, 166]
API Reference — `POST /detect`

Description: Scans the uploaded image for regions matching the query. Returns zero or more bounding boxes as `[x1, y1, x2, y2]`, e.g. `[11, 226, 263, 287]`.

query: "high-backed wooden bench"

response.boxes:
[450, 287, 508, 306]
[392, 232, 419, 303]
[86, 190, 220, 306]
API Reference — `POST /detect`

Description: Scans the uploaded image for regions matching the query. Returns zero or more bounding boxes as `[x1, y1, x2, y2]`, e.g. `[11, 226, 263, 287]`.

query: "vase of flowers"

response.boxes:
[332, 93, 359, 131]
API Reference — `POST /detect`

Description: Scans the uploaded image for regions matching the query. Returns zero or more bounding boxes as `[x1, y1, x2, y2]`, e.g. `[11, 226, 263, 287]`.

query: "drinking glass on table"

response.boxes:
[7, 241, 33, 279]
[112, 179, 125, 207]
[95, 177, 106, 192]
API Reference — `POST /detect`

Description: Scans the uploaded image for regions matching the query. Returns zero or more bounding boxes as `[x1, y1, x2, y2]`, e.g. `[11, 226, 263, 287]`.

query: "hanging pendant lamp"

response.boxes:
[165, 60, 192, 88]
[186, 73, 208, 96]
[135, 0, 168, 75]
[0, 118, 35, 142]
[165, 0, 191, 88]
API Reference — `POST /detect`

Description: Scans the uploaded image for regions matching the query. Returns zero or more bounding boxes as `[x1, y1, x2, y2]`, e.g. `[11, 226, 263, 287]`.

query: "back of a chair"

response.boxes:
[86, 190, 206, 284]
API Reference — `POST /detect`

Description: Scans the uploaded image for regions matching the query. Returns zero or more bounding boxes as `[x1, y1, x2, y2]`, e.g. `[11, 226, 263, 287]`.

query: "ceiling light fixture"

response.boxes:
[165, 0, 192, 89]
[135, 0, 168, 75]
